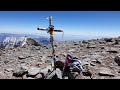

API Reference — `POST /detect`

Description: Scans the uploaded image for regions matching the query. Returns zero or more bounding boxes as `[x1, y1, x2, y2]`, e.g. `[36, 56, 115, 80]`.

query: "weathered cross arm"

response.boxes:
[54, 30, 63, 32]
[37, 28, 48, 31]
[37, 27, 63, 32]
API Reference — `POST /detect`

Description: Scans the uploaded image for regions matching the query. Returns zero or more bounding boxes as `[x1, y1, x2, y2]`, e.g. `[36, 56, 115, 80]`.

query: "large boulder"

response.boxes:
[114, 56, 120, 66]
[27, 67, 41, 77]
[98, 67, 114, 77]
[56, 60, 65, 70]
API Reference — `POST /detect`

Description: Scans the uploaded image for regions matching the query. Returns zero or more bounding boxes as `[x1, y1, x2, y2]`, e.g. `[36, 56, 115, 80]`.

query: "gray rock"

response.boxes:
[90, 63, 96, 66]
[22, 74, 27, 79]
[36, 62, 43, 67]
[82, 76, 91, 79]
[96, 59, 101, 64]
[5, 68, 14, 72]
[34, 47, 41, 50]
[82, 58, 91, 62]
[104, 38, 113, 42]
[26, 77, 35, 79]
[87, 45, 96, 49]
[68, 49, 76, 52]
[81, 58, 90, 66]
[105, 47, 118, 53]
[3, 60, 9, 64]
[88, 41, 96, 45]
[41, 56, 46, 63]
[90, 54, 101, 59]
[91, 60, 97, 62]
[40, 65, 52, 74]
[20, 64, 29, 70]
[114, 56, 120, 66]
[74, 72, 83, 79]
[82, 65, 92, 78]
[74, 43, 79, 46]
[98, 67, 114, 77]
[100, 46, 105, 49]
[35, 74, 43, 79]
[0, 71, 6, 79]
[62, 53, 67, 57]
[82, 40, 89, 44]
[56, 60, 65, 70]
[112, 76, 120, 79]
[91, 59, 101, 64]
[64, 72, 83, 79]
[55, 68, 62, 79]
[18, 56, 26, 59]
[114, 45, 120, 47]
[63, 76, 68, 79]
[13, 68, 28, 77]
[107, 50, 118, 53]
[27, 67, 41, 76]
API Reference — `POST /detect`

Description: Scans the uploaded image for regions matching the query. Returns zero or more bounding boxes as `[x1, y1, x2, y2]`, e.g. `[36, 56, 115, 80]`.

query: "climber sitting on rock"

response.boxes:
[62, 54, 83, 79]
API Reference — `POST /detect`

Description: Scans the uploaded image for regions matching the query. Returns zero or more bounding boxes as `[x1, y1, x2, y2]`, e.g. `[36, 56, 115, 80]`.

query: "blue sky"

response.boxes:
[0, 11, 120, 40]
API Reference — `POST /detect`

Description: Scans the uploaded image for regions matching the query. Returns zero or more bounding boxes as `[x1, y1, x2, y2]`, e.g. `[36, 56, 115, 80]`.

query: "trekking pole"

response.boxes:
[37, 16, 63, 70]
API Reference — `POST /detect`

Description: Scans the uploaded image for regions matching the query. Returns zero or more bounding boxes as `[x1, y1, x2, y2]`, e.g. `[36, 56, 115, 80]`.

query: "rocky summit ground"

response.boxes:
[1, 37, 120, 79]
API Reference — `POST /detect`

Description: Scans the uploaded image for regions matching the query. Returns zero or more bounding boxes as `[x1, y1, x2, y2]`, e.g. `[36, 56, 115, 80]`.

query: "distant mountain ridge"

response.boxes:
[0, 33, 50, 49]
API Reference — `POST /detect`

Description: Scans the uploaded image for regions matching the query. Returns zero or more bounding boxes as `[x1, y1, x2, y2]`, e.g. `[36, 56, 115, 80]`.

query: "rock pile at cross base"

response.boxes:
[1, 37, 120, 79]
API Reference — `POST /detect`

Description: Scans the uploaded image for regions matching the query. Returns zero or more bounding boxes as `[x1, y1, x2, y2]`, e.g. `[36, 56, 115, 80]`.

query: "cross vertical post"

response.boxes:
[37, 16, 63, 71]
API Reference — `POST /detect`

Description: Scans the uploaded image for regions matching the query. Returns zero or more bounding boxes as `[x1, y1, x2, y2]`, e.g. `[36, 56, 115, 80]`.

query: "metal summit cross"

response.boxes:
[37, 16, 63, 72]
